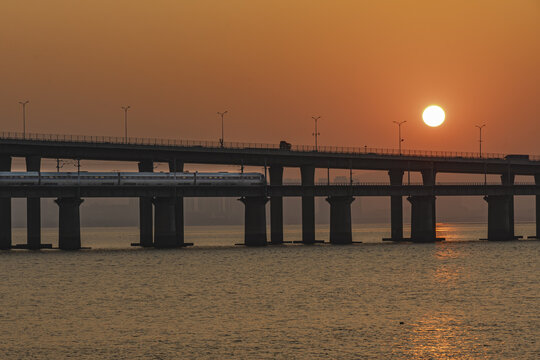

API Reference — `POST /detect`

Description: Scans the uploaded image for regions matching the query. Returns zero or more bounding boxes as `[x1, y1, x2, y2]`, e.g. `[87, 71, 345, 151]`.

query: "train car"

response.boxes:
[0, 171, 265, 186]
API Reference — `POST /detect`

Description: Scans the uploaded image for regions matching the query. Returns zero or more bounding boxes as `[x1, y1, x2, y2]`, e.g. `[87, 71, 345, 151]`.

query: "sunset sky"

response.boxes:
[1, 0, 539, 154]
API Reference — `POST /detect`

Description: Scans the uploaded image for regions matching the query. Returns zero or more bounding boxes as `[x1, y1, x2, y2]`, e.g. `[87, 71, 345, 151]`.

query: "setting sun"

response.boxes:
[422, 105, 445, 127]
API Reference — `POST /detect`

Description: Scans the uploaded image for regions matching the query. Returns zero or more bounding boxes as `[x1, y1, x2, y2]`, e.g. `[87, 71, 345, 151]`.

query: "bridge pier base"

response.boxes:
[301, 165, 316, 244]
[408, 195, 439, 242]
[484, 195, 514, 241]
[0, 155, 11, 249]
[55, 197, 84, 250]
[240, 196, 268, 246]
[138, 160, 153, 247]
[386, 169, 404, 241]
[501, 174, 516, 238]
[153, 197, 178, 248]
[269, 166, 284, 244]
[326, 196, 354, 244]
[26, 156, 42, 249]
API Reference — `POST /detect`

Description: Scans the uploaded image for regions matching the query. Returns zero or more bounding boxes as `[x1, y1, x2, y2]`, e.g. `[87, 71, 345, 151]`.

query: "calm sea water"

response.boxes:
[1, 223, 539, 359]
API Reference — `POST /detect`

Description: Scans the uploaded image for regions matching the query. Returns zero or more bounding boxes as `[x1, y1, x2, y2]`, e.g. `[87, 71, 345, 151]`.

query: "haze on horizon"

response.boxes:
[1, 0, 539, 155]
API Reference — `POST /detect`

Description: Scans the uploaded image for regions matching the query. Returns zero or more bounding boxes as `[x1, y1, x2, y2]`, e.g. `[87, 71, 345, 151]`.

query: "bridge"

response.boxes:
[1, 131, 540, 250]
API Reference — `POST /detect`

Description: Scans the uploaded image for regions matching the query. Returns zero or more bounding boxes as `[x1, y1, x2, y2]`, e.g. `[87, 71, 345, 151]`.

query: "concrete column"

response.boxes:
[153, 197, 177, 248]
[26, 156, 41, 249]
[326, 196, 354, 244]
[55, 197, 84, 250]
[484, 195, 513, 241]
[408, 195, 436, 242]
[168, 159, 185, 246]
[138, 160, 153, 247]
[301, 165, 316, 244]
[239, 196, 268, 246]
[388, 169, 404, 241]
[269, 165, 284, 244]
[0, 155, 12, 249]
[534, 174, 540, 239]
[421, 169, 437, 235]
[501, 173, 515, 237]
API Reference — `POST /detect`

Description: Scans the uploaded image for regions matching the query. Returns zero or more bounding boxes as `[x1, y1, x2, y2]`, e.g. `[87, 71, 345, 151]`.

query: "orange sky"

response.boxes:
[1, 0, 539, 154]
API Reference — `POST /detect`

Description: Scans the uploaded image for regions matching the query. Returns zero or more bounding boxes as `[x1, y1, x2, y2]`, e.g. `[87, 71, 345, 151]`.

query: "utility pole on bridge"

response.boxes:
[218, 111, 228, 148]
[122, 106, 131, 143]
[393, 120, 406, 155]
[475, 124, 486, 158]
[19, 100, 29, 139]
[312, 116, 321, 151]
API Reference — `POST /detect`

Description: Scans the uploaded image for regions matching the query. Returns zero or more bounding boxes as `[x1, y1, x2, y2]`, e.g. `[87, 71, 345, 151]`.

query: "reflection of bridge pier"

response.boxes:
[536, 174, 540, 239]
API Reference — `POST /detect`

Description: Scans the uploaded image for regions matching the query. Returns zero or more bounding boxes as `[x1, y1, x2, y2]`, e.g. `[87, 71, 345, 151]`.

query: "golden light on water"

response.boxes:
[422, 105, 445, 127]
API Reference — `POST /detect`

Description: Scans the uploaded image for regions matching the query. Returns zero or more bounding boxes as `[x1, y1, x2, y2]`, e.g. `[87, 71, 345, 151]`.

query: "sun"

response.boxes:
[422, 105, 445, 127]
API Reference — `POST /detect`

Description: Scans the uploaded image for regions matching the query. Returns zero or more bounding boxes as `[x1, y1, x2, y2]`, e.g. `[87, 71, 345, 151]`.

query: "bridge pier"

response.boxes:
[534, 174, 540, 239]
[408, 195, 437, 242]
[484, 195, 513, 241]
[138, 160, 153, 247]
[269, 165, 284, 244]
[169, 160, 185, 246]
[153, 197, 177, 248]
[26, 156, 42, 249]
[326, 196, 354, 244]
[501, 173, 516, 238]
[0, 155, 12, 249]
[301, 165, 316, 244]
[55, 197, 84, 250]
[239, 196, 268, 246]
[387, 169, 404, 241]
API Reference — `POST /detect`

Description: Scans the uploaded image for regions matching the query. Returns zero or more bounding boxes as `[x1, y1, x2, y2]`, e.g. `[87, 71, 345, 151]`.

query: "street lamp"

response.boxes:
[312, 116, 321, 151]
[393, 120, 406, 155]
[19, 100, 29, 138]
[475, 124, 486, 158]
[122, 106, 131, 143]
[217, 111, 228, 148]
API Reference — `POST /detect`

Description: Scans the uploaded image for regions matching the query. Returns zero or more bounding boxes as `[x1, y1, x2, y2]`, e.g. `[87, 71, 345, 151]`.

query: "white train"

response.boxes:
[0, 172, 266, 186]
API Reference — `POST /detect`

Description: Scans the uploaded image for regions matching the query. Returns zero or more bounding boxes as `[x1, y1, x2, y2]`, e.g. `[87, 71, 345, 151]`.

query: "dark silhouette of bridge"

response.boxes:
[1, 131, 539, 249]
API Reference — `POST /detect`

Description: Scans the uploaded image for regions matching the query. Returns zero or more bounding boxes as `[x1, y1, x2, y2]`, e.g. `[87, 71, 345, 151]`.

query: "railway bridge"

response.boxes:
[1, 132, 540, 249]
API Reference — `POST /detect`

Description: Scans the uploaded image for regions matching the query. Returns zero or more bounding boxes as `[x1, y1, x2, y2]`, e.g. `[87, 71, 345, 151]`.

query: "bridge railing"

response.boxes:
[1, 131, 539, 162]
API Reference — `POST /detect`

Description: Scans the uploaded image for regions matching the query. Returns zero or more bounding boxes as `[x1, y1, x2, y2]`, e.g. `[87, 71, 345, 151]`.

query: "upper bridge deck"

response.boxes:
[1, 132, 540, 175]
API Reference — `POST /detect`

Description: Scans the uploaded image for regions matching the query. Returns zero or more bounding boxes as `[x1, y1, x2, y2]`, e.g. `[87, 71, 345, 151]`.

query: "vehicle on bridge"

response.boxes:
[0, 172, 265, 186]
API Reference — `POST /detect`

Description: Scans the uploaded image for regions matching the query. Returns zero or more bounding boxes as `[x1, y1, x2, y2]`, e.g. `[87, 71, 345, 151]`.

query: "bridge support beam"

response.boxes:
[138, 160, 153, 247]
[484, 195, 513, 241]
[153, 197, 177, 248]
[239, 196, 268, 246]
[55, 197, 84, 250]
[536, 174, 540, 239]
[26, 156, 41, 249]
[169, 160, 185, 246]
[326, 196, 354, 244]
[388, 169, 404, 241]
[301, 165, 316, 244]
[0, 155, 12, 249]
[408, 195, 437, 242]
[269, 165, 284, 244]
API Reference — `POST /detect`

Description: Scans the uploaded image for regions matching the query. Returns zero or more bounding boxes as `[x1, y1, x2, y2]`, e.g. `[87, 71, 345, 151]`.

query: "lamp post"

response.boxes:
[475, 124, 485, 158]
[217, 111, 228, 148]
[393, 120, 406, 155]
[19, 100, 29, 138]
[122, 106, 130, 143]
[312, 116, 321, 151]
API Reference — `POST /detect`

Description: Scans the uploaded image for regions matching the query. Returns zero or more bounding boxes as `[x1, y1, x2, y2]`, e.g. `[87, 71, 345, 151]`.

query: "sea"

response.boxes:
[1, 223, 539, 359]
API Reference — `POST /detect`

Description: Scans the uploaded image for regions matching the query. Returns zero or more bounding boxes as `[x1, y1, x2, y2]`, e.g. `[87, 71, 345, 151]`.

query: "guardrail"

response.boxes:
[1, 131, 539, 161]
